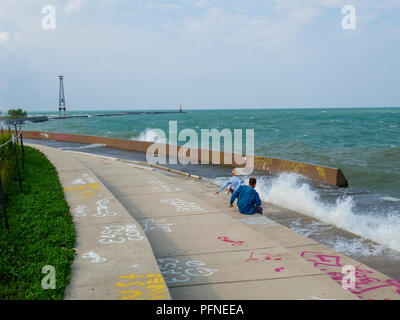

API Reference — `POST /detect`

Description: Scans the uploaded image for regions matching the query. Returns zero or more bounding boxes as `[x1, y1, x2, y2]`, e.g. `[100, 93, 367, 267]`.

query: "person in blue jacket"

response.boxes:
[215, 169, 244, 195]
[229, 178, 263, 215]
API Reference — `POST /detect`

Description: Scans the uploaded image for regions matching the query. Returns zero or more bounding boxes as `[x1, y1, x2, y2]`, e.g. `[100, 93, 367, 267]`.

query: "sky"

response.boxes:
[0, 0, 399, 111]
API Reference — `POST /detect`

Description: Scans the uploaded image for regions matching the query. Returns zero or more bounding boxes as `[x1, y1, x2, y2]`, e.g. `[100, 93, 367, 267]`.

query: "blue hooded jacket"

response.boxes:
[230, 185, 261, 215]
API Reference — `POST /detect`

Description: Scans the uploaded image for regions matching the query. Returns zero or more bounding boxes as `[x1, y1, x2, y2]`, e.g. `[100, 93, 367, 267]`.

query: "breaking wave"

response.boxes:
[255, 173, 400, 253]
[135, 128, 167, 143]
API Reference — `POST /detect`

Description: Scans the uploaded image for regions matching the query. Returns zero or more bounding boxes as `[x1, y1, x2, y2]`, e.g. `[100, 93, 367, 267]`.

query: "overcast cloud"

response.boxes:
[0, 0, 399, 111]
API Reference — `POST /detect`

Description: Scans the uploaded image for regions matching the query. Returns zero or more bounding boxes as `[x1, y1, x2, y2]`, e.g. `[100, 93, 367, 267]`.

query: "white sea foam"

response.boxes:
[382, 197, 400, 202]
[254, 173, 400, 253]
[322, 237, 387, 257]
[136, 128, 166, 143]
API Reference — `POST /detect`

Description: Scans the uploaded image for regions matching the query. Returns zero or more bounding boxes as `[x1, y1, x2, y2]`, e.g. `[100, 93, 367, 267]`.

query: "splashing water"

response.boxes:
[254, 173, 400, 253]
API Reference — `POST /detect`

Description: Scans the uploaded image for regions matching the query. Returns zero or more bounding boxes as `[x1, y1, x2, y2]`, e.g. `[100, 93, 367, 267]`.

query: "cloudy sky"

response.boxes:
[0, 0, 399, 111]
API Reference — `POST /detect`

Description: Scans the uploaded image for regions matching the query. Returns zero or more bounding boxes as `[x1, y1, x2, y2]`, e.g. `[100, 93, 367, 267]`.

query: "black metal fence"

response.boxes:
[0, 124, 25, 230]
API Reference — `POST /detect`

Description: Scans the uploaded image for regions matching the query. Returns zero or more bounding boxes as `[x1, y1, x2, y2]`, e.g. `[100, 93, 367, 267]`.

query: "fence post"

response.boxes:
[12, 133, 23, 192]
[19, 125, 25, 171]
[0, 175, 9, 230]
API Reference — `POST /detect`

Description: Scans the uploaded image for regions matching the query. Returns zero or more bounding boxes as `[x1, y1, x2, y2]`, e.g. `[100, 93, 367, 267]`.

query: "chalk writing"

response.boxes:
[217, 236, 245, 247]
[275, 267, 285, 272]
[93, 199, 118, 217]
[301, 251, 342, 268]
[157, 258, 218, 284]
[71, 174, 96, 185]
[99, 225, 144, 244]
[300, 250, 400, 300]
[240, 216, 279, 227]
[148, 180, 183, 193]
[245, 251, 282, 262]
[65, 183, 100, 201]
[140, 218, 174, 233]
[115, 273, 168, 300]
[73, 205, 86, 217]
[82, 251, 107, 263]
[160, 198, 207, 212]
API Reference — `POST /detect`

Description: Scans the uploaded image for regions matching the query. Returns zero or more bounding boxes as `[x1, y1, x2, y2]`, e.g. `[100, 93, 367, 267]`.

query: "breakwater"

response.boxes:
[3, 111, 186, 125]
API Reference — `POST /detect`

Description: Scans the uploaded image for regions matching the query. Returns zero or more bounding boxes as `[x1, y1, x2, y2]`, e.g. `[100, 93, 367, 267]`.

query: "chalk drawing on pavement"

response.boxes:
[82, 251, 107, 263]
[93, 199, 119, 217]
[99, 225, 144, 244]
[116, 273, 168, 300]
[157, 258, 218, 284]
[300, 250, 400, 300]
[148, 180, 183, 193]
[73, 205, 87, 217]
[140, 218, 174, 233]
[217, 236, 245, 247]
[160, 198, 208, 213]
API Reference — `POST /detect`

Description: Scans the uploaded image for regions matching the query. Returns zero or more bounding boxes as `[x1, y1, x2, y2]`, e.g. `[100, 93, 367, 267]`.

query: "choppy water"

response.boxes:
[16, 108, 400, 254]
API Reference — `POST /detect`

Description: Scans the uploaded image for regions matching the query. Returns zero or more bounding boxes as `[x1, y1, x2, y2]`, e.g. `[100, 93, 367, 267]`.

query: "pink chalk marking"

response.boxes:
[351, 279, 400, 296]
[300, 251, 342, 268]
[245, 251, 282, 263]
[300, 251, 400, 300]
[261, 252, 281, 261]
[217, 236, 245, 247]
[275, 267, 284, 272]
[245, 251, 258, 262]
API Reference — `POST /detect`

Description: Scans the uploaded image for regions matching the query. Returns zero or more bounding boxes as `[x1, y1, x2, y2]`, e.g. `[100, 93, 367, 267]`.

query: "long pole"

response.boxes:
[0, 176, 9, 230]
[19, 125, 25, 171]
[12, 133, 23, 192]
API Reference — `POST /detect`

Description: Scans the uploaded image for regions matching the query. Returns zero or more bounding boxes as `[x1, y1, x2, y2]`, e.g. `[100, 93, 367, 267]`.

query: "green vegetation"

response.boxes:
[0, 146, 76, 300]
[7, 109, 27, 118]
[0, 109, 27, 119]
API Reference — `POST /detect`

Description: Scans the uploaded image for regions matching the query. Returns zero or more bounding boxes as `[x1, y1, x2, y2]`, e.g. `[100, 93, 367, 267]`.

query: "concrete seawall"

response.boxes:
[22, 130, 349, 187]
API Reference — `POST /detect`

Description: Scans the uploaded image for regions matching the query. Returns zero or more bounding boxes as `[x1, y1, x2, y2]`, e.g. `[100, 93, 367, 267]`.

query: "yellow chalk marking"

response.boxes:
[64, 183, 100, 200]
[116, 273, 168, 300]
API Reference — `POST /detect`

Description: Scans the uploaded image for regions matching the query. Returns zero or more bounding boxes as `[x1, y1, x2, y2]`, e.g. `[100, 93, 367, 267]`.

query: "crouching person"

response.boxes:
[229, 178, 263, 215]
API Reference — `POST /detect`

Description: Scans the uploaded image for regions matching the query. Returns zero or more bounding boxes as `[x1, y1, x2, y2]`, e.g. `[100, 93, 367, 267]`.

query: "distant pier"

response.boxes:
[3, 110, 187, 125]
[51, 110, 186, 120]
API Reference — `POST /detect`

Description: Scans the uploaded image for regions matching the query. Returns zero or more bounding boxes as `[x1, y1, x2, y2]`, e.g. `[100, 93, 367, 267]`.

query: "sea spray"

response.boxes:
[254, 173, 400, 253]
[136, 128, 166, 143]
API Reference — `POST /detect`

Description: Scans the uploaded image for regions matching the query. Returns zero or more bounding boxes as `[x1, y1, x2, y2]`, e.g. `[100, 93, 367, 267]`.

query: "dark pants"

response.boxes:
[253, 206, 263, 214]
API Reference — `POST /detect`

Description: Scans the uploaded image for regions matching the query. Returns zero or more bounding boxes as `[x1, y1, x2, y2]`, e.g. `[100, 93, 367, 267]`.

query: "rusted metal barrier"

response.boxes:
[23, 130, 349, 187]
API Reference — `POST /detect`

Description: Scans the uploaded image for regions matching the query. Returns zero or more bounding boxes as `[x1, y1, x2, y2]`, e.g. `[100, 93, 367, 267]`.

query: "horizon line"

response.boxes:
[20, 105, 400, 113]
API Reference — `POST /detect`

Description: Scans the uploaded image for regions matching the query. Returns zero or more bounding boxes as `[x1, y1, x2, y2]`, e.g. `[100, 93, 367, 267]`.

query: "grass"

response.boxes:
[0, 146, 76, 300]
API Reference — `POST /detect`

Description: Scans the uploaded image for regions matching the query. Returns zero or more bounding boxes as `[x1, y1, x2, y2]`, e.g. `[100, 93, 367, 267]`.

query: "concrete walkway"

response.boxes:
[29, 143, 400, 300]
[28, 144, 171, 300]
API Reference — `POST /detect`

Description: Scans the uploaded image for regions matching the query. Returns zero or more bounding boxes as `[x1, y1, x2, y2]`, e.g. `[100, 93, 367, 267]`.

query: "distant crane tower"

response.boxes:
[58, 75, 66, 117]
